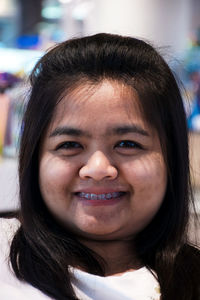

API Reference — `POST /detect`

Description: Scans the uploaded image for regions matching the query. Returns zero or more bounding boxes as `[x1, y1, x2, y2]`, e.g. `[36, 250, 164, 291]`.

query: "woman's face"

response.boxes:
[39, 80, 167, 241]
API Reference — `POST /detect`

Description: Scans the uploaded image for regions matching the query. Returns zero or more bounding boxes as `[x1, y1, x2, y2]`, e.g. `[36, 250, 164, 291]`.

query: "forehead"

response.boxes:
[49, 80, 148, 130]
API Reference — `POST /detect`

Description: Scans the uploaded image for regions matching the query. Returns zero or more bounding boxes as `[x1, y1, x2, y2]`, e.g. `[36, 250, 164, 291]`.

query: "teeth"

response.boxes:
[91, 194, 97, 200]
[106, 193, 112, 199]
[78, 192, 124, 200]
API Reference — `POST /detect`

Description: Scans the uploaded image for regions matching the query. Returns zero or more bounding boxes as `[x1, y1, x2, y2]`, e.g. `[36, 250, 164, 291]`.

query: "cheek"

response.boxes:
[123, 154, 167, 195]
[121, 154, 167, 232]
[39, 156, 77, 200]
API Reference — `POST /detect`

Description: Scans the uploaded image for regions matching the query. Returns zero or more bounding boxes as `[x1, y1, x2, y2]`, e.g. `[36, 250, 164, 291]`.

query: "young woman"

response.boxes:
[0, 33, 199, 300]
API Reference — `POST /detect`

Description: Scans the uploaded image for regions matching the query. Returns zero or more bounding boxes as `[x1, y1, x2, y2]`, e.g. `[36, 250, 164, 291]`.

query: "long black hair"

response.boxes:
[10, 33, 200, 300]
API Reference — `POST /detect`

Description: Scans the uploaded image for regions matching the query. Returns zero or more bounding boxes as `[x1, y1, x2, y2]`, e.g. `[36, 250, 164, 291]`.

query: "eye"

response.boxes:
[55, 141, 83, 155]
[57, 141, 82, 149]
[116, 140, 141, 148]
[115, 140, 143, 154]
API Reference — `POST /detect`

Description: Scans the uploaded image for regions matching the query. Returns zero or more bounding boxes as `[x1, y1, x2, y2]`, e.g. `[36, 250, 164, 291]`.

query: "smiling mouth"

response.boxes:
[75, 191, 126, 200]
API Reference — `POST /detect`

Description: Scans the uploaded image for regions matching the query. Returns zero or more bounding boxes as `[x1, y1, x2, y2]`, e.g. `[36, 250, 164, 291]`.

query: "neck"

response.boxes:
[78, 238, 143, 276]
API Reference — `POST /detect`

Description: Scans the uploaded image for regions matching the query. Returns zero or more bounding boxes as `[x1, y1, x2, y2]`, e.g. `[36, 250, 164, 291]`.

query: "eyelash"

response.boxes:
[115, 140, 142, 149]
[56, 141, 83, 150]
[56, 140, 142, 152]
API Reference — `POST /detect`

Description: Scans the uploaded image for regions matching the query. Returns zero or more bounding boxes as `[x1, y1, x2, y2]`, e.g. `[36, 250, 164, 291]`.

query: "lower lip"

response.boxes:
[75, 193, 126, 206]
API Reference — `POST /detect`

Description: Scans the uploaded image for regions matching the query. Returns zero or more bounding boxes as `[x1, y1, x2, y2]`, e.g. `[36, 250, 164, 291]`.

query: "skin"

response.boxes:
[39, 80, 167, 275]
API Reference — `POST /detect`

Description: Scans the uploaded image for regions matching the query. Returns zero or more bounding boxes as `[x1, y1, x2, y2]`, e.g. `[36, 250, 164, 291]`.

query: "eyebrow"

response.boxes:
[49, 124, 149, 138]
[108, 125, 150, 137]
[49, 126, 91, 138]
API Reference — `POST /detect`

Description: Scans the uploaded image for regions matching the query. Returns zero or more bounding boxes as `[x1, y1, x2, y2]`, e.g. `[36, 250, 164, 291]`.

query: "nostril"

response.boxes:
[79, 156, 118, 181]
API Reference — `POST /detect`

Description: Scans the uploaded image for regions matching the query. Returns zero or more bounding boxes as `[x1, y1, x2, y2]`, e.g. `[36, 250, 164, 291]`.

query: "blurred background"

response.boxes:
[0, 0, 200, 225]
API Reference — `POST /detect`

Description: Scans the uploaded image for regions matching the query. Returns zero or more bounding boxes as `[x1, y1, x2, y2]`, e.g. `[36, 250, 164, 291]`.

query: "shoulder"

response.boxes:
[0, 218, 20, 282]
[0, 217, 20, 274]
[0, 217, 20, 233]
[0, 218, 20, 254]
[0, 218, 21, 291]
[0, 217, 20, 252]
[0, 218, 53, 300]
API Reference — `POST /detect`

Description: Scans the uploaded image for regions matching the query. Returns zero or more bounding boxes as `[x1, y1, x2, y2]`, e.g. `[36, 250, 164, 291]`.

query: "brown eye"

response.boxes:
[56, 141, 83, 150]
[115, 140, 142, 149]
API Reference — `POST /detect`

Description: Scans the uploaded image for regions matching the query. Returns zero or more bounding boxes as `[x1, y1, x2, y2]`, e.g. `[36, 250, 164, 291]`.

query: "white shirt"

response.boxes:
[0, 218, 161, 300]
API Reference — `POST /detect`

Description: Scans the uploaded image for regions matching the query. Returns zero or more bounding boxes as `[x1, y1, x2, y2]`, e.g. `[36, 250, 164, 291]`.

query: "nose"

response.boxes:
[79, 151, 118, 181]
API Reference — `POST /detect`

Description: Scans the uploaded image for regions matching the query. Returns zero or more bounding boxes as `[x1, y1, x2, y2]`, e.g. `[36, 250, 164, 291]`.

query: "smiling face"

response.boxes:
[39, 80, 167, 241]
